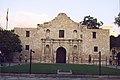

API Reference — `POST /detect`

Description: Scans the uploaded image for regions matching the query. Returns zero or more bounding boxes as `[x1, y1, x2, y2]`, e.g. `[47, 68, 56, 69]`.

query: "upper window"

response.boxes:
[25, 45, 29, 50]
[46, 29, 50, 38]
[73, 30, 77, 33]
[73, 30, 77, 39]
[46, 29, 50, 33]
[94, 46, 98, 52]
[93, 32, 96, 39]
[80, 34, 82, 38]
[59, 30, 64, 38]
[26, 31, 30, 37]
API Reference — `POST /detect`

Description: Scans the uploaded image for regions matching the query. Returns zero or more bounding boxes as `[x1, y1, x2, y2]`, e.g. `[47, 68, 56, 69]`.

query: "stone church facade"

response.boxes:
[14, 13, 110, 64]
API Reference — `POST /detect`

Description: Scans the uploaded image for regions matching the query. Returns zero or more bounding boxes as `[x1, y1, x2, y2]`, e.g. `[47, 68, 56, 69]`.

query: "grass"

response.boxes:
[0, 63, 120, 75]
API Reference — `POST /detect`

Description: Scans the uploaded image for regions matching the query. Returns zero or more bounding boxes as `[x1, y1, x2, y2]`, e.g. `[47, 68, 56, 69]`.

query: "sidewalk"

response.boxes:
[104, 65, 120, 69]
[0, 62, 20, 67]
[0, 76, 120, 80]
[0, 73, 120, 80]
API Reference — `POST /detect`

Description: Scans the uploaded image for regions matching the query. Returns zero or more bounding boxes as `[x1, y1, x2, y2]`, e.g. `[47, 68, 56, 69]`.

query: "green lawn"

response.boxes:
[0, 63, 120, 75]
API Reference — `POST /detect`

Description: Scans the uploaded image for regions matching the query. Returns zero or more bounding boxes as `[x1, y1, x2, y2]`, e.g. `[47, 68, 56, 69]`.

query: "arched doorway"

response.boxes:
[56, 47, 66, 63]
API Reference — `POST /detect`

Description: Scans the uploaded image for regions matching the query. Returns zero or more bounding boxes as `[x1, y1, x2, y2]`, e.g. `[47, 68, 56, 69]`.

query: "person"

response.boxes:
[112, 48, 116, 60]
[117, 52, 120, 65]
[24, 55, 28, 63]
[109, 56, 112, 65]
[19, 54, 22, 65]
[0, 52, 4, 66]
[0, 52, 2, 66]
[88, 54, 91, 64]
[115, 56, 118, 65]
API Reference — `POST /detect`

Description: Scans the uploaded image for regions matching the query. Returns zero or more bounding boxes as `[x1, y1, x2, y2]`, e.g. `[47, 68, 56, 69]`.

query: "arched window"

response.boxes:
[46, 29, 50, 38]
[46, 45, 49, 48]
[74, 45, 77, 49]
[73, 30, 77, 39]
[73, 45, 77, 54]
[45, 45, 50, 54]
[73, 30, 77, 33]
[45, 44, 51, 62]
[80, 34, 82, 38]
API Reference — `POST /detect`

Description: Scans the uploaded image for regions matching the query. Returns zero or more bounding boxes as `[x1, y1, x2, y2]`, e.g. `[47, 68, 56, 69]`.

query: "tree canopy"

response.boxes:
[0, 30, 22, 61]
[80, 15, 103, 29]
[114, 13, 120, 27]
[110, 35, 120, 49]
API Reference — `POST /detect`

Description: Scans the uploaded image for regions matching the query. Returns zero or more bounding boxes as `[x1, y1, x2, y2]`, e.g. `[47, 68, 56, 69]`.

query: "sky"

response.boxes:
[0, 0, 120, 36]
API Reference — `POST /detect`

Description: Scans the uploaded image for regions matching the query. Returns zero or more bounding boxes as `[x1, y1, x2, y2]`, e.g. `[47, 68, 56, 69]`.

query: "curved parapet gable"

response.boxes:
[37, 13, 79, 29]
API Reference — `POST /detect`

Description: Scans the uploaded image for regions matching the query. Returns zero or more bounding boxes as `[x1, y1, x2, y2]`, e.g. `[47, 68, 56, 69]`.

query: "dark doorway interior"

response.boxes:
[56, 47, 66, 63]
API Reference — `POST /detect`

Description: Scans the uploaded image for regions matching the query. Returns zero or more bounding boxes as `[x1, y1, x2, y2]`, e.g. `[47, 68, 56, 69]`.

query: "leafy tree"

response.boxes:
[110, 35, 120, 49]
[80, 15, 103, 29]
[0, 30, 22, 62]
[114, 13, 120, 27]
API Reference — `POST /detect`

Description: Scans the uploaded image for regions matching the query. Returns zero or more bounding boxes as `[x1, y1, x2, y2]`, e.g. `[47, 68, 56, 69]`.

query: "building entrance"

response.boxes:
[56, 47, 66, 63]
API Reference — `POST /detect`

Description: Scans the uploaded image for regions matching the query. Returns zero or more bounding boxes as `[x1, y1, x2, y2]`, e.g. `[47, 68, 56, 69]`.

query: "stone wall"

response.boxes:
[14, 13, 110, 64]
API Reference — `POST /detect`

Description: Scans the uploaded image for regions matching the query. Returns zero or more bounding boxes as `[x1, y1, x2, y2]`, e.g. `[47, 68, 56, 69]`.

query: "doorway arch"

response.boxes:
[56, 47, 66, 63]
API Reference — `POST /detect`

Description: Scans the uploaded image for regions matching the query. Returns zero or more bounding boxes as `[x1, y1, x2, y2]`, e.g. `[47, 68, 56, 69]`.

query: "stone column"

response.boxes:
[77, 40, 80, 64]
[41, 39, 45, 63]
[67, 40, 71, 64]
[71, 40, 74, 64]
[43, 40, 46, 63]
[50, 39, 54, 63]
[80, 40, 83, 63]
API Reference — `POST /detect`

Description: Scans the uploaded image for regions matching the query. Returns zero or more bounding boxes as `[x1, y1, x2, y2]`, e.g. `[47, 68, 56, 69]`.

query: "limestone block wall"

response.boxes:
[83, 29, 110, 60]
[14, 28, 42, 62]
[37, 13, 81, 39]
[14, 13, 110, 64]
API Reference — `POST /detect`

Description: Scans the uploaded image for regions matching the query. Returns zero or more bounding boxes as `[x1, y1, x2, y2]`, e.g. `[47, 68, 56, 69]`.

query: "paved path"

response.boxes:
[0, 76, 120, 80]
[103, 65, 120, 69]
[0, 73, 120, 80]
[0, 63, 18, 67]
